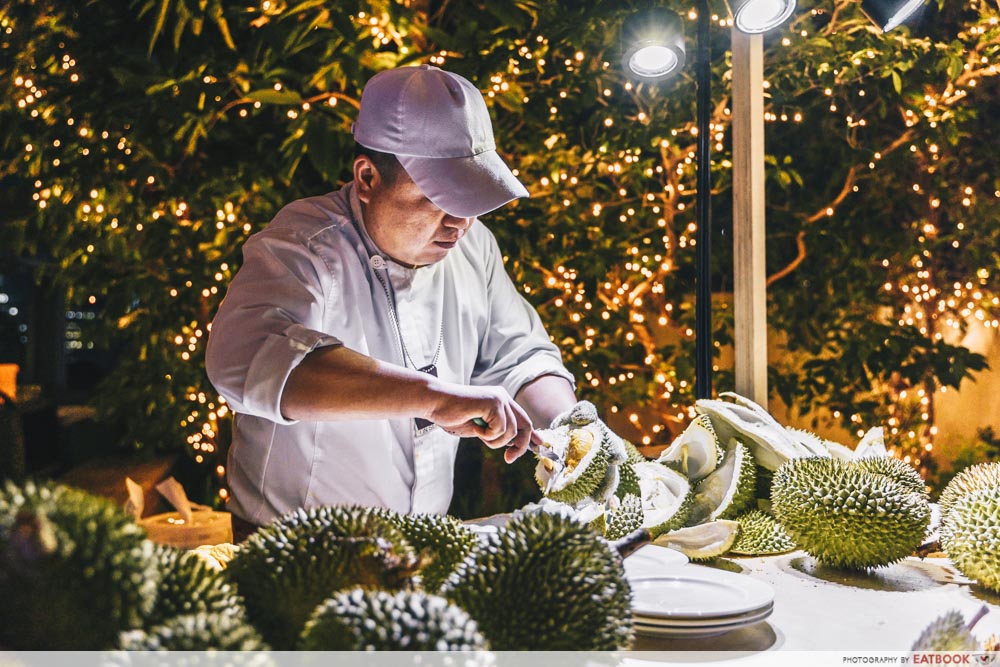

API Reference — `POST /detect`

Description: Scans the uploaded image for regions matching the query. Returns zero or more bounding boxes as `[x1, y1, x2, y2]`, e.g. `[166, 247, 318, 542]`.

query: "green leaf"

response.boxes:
[891, 70, 902, 94]
[148, 0, 172, 56]
[245, 88, 303, 105]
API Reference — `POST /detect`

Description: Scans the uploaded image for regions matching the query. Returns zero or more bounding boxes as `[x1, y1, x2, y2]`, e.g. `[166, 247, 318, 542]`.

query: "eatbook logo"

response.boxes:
[907, 654, 998, 665]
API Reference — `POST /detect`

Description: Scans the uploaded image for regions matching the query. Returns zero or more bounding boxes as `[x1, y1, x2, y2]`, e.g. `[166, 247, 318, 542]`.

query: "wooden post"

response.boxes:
[731, 30, 768, 404]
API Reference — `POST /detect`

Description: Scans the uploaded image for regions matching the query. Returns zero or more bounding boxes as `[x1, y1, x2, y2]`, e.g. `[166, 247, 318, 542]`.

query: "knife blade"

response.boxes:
[471, 417, 562, 462]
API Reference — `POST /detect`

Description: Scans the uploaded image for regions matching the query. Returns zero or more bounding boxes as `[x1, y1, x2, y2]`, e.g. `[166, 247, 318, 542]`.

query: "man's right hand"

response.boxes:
[423, 383, 532, 463]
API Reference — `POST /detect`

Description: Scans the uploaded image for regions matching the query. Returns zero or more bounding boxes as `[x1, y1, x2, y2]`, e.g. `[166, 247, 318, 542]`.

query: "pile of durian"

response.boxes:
[0, 480, 633, 651]
[529, 392, 996, 581]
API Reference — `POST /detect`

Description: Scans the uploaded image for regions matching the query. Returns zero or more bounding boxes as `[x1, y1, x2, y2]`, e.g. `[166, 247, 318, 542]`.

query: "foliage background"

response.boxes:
[1, 0, 998, 508]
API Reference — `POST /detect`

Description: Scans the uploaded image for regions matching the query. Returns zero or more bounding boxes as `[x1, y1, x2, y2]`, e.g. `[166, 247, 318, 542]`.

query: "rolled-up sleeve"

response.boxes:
[471, 231, 575, 397]
[206, 227, 341, 425]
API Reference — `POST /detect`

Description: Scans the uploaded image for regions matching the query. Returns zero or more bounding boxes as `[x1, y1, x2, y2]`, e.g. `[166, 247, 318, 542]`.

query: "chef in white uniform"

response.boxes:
[206, 65, 587, 537]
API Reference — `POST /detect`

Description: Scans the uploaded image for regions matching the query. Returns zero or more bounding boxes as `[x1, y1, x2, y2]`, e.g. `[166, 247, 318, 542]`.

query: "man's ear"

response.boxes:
[353, 155, 379, 203]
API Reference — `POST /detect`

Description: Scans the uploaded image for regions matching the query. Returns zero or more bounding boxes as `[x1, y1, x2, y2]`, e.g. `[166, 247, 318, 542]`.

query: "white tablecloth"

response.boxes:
[629, 550, 1000, 653]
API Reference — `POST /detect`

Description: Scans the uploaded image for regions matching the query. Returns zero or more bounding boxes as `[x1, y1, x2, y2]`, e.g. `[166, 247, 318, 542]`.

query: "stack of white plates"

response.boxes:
[625, 547, 775, 639]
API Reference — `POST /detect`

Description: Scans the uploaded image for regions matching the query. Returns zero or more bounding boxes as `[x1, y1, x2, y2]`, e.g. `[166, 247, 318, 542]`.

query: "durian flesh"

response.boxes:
[534, 422, 612, 504]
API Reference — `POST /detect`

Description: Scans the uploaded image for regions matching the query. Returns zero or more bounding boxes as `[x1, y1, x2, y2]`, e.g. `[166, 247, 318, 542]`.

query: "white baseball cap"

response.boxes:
[352, 65, 529, 218]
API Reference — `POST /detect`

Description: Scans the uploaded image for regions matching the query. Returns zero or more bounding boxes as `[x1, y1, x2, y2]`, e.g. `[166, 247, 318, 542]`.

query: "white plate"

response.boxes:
[633, 606, 772, 638]
[629, 567, 775, 620]
[623, 544, 689, 578]
[635, 602, 773, 627]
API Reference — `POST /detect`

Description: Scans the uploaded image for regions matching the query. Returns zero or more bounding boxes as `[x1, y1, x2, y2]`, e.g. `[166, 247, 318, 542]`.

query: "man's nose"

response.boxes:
[443, 215, 472, 230]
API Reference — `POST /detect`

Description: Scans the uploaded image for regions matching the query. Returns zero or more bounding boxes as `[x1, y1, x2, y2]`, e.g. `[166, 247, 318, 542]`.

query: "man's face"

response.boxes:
[355, 157, 472, 268]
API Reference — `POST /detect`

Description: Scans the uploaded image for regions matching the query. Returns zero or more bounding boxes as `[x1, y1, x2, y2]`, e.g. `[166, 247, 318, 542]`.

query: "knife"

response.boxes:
[472, 418, 562, 462]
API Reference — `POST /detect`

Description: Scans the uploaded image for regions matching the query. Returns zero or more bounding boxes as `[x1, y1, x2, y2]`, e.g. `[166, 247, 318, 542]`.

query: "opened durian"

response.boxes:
[225, 505, 420, 648]
[0, 481, 156, 649]
[731, 510, 796, 556]
[119, 612, 269, 650]
[441, 511, 633, 650]
[534, 422, 614, 504]
[940, 486, 1000, 593]
[653, 520, 741, 561]
[685, 440, 757, 526]
[695, 393, 829, 471]
[771, 457, 930, 570]
[633, 460, 693, 536]
[657, 415, 721, 482]
[300, 588, 489, 650]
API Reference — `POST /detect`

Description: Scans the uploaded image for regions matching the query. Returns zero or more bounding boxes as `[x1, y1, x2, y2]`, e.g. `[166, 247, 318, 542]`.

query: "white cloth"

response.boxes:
[205, 182, 574, 525]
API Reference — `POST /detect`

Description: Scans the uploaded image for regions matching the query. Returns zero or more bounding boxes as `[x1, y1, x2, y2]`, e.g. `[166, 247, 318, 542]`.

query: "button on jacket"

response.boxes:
[205, 183, 574, 525]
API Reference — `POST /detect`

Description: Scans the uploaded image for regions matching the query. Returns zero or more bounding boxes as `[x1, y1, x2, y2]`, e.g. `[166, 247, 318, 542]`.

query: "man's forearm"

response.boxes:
[514, 374, 577, 427]
[279, 345, 438, 422]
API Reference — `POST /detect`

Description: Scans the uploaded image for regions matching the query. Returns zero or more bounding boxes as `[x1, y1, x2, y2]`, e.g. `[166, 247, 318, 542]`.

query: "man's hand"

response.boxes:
[424, 383, 532, 463]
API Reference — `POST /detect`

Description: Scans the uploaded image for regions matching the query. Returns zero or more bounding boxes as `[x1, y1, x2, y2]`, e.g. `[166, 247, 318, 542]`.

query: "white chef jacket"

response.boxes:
[205, 182, 574, 525]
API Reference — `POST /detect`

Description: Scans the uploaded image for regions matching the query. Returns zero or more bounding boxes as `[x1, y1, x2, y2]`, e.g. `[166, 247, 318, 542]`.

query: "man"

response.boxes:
[206, 65, 607, 536]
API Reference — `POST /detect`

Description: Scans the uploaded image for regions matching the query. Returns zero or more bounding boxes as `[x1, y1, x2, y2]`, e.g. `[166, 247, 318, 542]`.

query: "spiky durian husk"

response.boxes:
[299, 588, 488, 650]
[535, 427, 612, 505]
[911, 610, 980, 652]
[853, 457, 928, 498]
[731, 510, 796, 555]
[615, 461, 641, 500]
[605, 494, 644, 540]
[771, 457, 930, 570]
[374, 510, 479, 594]
[940, 487, 1000, 593]
[225, 505, 419, 648]
[624, 440, 647, 465]
[940, 462, 1000, 519]
[146, 543, 243, 626]
[441, 512, 633, 650]
[0, 481, 156, 649]
[119, 612, 269, 650]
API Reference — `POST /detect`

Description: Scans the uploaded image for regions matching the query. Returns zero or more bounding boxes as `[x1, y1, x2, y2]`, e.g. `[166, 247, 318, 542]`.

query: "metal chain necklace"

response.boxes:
[371, 257, 444, 376]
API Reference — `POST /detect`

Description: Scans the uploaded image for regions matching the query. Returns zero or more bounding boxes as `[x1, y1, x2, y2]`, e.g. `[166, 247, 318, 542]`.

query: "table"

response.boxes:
[628, 549, 1000, 654]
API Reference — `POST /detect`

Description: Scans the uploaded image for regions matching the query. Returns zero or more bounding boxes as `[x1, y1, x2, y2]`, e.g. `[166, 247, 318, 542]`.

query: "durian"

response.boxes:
[146, 542, 242, 626]
[653, 520, 740, 561]
[375, 510, 479, 593]
[657, 415, 721, 482]
[119, 612, 269, 650]
[911, 607, 987, 652]
[731, 510, 796, 556]
[615, 461, 641, 499]
[695, 392, 829, 470]
[605, 494, 645, 541]
[624, 439, 648, 464]
[686, 440, 757, 525]
[299, 588, 489, 650]
[633, 460, 693, 535]
[771, 457, 930, 570]
[853, 456, 927, 498]
[940, 462, 1000, 519]
[0, 481, 156, 649]
[441, 512, 633, 650]
[225, 505, 420, 648]
[534, 423, 613, 504]
[940, 487, 1000, 593]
